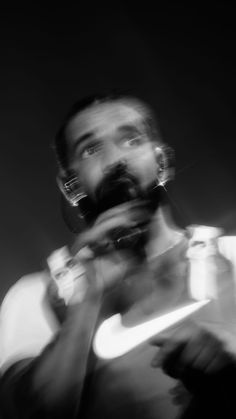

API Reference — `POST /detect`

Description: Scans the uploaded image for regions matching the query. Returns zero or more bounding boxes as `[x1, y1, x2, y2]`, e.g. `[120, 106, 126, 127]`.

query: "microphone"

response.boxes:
[109, 225, 148, 251]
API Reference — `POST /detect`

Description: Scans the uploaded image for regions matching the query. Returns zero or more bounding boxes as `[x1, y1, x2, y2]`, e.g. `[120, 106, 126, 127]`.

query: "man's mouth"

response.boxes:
[81, 163, 162, 227]
[95, 177, 142, 216]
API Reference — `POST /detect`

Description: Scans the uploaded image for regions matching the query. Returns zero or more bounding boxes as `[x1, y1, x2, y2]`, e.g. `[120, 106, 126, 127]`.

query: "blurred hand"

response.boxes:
[75, 205, 135, 252]
[151, 322, 236, 394]
[72, 202, 145, 296]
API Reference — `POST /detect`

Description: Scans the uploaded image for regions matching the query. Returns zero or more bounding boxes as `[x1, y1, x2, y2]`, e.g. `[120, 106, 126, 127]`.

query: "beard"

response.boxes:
[95, 163, 163, 218]
[78, 162, 164, 250]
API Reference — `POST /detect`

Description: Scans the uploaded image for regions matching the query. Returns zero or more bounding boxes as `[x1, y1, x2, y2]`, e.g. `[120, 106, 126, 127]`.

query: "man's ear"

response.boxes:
[155, 145, 175, 185]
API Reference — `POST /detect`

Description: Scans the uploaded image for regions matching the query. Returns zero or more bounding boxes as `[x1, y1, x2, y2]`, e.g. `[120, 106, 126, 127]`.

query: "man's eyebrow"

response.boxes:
[72, 132, 95, 152]
[71, 124, 144, 153]
[117, 124, 143, 134]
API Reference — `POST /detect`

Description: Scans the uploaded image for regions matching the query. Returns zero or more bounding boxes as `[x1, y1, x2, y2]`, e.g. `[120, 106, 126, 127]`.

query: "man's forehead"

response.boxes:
[66, 100, 147, 142]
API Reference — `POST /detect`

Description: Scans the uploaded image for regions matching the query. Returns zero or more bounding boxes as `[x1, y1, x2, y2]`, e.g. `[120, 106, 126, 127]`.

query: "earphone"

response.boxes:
[57, 172, 87, 209]
[154, 145, 174, 187]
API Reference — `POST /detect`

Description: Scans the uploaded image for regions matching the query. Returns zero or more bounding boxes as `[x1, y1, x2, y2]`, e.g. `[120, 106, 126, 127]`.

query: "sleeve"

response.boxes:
[218, 235, 236, 267]
[0, 273, 59, 374]
[218, 234, 236, 285]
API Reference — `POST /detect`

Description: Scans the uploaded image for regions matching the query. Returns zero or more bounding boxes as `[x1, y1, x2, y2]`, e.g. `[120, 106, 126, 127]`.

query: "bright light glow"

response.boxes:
[93, 299, 210, 359]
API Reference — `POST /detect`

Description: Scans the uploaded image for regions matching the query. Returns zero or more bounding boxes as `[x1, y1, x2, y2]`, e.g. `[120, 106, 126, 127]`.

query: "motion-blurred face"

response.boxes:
[65, 100, 161, 223]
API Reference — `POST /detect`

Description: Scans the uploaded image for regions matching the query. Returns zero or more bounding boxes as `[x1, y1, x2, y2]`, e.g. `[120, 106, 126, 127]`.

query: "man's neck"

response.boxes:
[145, 205, 184, 261]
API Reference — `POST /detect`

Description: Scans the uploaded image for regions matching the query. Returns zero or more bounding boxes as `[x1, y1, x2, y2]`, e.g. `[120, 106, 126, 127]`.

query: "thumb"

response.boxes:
[149, 327, 178, 347]
[149, 332, 171, 368]
[149, 320, 193, 347]
[150, 334, 170, 347]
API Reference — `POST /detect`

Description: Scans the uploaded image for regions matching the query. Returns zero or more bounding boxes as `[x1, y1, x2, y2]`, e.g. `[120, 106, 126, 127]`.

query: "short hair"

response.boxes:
[54, 91, 163, 173]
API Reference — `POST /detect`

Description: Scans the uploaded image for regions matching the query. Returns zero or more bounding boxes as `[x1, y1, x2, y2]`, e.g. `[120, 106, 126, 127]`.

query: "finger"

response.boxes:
[191, 336, 220, 372]
[173, 331, 224, 392]
[150, 323, 188, 347]
[74, 246, 94, 262]
[205, 343, 231, 374]
[165, 327, 221, 378]
[162, 328, 206, 379]
[178, 328, 213, 369]
[151, 326, 191, 368]
[74, 216, 136, 251]
[150, 332, 172, 347]
[94, 201, 149, 226]
[178, 344, 221, 393]
[151, 323, 201, 373]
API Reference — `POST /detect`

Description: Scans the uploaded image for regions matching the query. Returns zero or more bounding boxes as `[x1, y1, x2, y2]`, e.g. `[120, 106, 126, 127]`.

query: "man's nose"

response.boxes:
[103, 160, 128, 178]
[102, 146, 127, 174]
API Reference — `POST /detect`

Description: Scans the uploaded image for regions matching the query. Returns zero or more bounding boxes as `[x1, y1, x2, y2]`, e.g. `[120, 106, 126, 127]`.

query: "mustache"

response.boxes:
[94, 163, 142, 215]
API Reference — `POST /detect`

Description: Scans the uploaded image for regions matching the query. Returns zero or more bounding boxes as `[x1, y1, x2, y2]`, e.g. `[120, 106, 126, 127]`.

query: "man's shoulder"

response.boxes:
[0, 270, 58, 372]
[187, 224, 223, 240]
[187, 224, 236, 244]
[1, 271, 50, 311]
[186, 224, 236, 264]
[218, 235, 236, 264]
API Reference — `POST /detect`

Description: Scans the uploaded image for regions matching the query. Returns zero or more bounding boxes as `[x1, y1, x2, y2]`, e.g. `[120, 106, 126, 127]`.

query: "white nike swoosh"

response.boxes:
[93, 299, 210, 359]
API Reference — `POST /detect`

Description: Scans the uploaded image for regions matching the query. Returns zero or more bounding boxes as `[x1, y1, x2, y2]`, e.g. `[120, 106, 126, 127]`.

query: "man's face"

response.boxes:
[65, 100, 160, 220]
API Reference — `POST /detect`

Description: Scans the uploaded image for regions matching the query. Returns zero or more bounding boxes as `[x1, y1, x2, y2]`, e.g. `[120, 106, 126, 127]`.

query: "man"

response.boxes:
[1, 92, 236, 418]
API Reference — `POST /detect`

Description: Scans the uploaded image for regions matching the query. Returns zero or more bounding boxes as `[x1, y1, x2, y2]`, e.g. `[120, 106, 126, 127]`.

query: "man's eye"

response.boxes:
[81, 144, 101, 159]
[123, 136, 143, 148]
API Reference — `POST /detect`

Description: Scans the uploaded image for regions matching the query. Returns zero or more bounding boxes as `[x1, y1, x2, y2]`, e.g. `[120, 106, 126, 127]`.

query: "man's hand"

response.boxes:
[151, 322, 236, 394]
[74, 200, 149, 253]
[72, 202, 146, 296]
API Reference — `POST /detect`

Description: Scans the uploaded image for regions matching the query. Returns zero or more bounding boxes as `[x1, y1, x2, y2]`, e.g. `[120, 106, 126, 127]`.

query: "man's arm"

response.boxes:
[0, 206, 137, 418]
[0, 288, 102, 418]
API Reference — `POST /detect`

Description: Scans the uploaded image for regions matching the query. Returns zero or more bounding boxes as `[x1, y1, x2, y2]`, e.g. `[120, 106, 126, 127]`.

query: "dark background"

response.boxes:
[1, 3, 236, 302]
